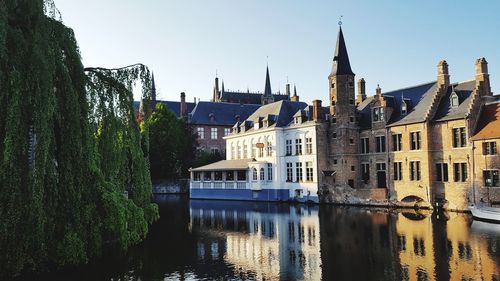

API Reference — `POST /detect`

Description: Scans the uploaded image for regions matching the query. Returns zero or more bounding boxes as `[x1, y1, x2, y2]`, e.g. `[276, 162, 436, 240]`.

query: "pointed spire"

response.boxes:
[264, 66, 272, 97]
[221, 80, 225, 93]
[330, 26, 354, 76]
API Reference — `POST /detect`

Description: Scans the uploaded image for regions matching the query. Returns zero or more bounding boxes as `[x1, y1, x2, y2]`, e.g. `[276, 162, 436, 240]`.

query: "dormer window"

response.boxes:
[401, 100, 408, 115]
[294, 117, 301, 124]
[373, 107, 385, 122]
[450, 92, 459, 108]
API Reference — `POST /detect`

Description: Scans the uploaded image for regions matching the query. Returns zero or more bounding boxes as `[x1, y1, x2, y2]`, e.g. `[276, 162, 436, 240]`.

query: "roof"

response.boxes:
[189, 101, 260, 126]
[220, 91, 289, 105]
[471, 101, 500, 141]
[191, 159, 252, 171]
[246, 100, 309, 128]
[432, 80, 475, 122]
[133, 100, 196, 118]
[330, 27, 354, 76]
[384, 82, 437, 126]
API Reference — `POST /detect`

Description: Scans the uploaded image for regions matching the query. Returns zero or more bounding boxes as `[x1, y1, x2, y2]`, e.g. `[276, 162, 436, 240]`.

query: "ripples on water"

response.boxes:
[17, 195, 500, 281]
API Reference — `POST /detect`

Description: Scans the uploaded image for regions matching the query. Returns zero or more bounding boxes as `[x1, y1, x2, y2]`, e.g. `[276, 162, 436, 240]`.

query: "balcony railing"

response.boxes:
[190, 181, 250, 190]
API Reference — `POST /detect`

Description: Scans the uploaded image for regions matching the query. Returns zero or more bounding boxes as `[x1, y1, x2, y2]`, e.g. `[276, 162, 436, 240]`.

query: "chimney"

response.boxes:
[356, 78, 366, 105]
[291, 85, 300, 102]
[437, 60, 450, 90]
[312, 99, 323, 122]
[180, 92, 187, 118]
[475, 57, 492, 96]
[376, 84, 382, 96]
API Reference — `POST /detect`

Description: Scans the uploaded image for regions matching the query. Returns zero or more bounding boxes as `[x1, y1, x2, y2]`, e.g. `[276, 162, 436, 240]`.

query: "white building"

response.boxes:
[190, 100, 325, 203]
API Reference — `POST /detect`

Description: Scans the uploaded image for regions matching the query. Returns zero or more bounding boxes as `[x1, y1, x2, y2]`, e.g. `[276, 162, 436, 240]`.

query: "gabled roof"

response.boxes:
[432, 80, 475, 122]
[133, 100, 196, 118]
[220, 91, 289, 105]
[189, 101, 260, 126]
[330, 27, 354, 76]
[471, 100, 500, 141]
[191, 159, 253, 171]
[385, 82, 437, 126]
[246, 100, 308, 128]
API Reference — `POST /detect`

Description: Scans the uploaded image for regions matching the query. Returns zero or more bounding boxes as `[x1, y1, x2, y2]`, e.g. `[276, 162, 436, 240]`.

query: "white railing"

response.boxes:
[213, 182, 223, 189]
[202, 182, 211, 189]
[192, 182, 200, 188]
[236, 182, 246, 189]
[191, 181, 250, 190]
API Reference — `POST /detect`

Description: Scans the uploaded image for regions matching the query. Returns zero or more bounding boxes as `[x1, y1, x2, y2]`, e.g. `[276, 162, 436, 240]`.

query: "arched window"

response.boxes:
[260, 168, 265, 181]
[252, 168, 258, 181]
[450, 92, 459, 108]
[267, 163, 273, 181]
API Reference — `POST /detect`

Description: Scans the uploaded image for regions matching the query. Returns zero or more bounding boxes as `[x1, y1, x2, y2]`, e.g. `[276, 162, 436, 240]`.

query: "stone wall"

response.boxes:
[319, 184, 388, 206]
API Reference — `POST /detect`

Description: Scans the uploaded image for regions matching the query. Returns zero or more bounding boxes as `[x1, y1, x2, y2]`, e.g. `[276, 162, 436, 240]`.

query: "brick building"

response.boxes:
[316, 25, 499, 210]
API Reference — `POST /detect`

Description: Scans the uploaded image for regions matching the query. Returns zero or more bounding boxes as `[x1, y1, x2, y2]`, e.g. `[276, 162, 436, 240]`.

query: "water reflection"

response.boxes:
[16, 195, 500, 281]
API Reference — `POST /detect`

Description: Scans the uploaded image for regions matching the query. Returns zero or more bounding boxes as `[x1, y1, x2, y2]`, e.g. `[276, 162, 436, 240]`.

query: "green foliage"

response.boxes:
[0, 0, 158, 277]
[146, 103, 196, 180]
[193, 150, 225, 169]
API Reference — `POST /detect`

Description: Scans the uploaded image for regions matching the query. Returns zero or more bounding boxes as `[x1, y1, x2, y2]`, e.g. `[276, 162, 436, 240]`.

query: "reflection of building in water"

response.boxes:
[319, 206, 399, 280]
[395, 211, 436, 281]
[395, 211, 500, 281]
[189, 201, 321, 280]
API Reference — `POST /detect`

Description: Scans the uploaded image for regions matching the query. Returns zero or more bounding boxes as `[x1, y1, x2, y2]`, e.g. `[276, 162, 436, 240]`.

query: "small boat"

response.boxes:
[469, 204, 500, 223]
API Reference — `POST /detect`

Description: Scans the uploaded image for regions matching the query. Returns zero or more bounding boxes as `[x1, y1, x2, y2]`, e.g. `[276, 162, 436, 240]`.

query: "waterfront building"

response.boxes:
[190, 99, 325, 202]
[316, 25, 499, 210]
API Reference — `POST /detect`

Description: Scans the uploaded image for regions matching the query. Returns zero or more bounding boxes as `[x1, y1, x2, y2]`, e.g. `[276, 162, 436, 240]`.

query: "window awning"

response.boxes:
[190, 159, 252, 172]
[322, 170, 336, 176]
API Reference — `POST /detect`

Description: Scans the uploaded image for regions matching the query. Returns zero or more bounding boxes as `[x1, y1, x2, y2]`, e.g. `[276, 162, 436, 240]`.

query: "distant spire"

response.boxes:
[294, 84, 297, 96]
[330, 25, 354, 76]
[151, 72, 157, 110]
[264, 66, 272, 97]
[222, 80, 225, 93]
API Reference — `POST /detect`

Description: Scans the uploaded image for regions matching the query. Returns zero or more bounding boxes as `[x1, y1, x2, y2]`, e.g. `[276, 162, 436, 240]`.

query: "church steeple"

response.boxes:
[330, 26, 354, 77]
[262, 66, 274, 105]
[151, 72, 157, 110]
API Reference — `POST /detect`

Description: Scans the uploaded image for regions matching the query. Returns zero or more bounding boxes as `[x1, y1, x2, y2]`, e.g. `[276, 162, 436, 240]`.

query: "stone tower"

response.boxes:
[261, 66, 275, 105]
[328, 25, 360, 188]
[212, 76, 220, 102]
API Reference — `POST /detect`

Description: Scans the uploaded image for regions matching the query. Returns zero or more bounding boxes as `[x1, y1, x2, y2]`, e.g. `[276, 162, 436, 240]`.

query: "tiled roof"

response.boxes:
[384, 82, 437, 126]
[133, 100, 196, 118]
[220, 91, 289, 105]
[432, 80, 475, 122]
[189, 101, 260, 126]
[190, 159, 253, 171]
[246, 100, 308, 128]
[471, 101, 500, 141]
[330, 27, 354, 76]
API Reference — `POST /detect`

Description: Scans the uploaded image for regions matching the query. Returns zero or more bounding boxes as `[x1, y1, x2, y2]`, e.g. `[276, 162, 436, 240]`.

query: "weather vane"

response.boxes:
[338, 15, 343, 26]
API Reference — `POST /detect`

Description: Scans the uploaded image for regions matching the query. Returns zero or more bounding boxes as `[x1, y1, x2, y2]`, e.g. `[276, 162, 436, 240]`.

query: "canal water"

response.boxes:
[20, 195, 500, 281]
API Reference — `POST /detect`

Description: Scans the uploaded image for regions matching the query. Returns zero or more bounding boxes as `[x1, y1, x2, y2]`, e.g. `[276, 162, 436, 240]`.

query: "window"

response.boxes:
[410, 132, 421, 150]
[224, 128, 231, 136]
[296, 162, 303, 182]
[306, 137, 313, 154]
[258, 146, 264, 158]
[361, 163, 370, 183]
[332, 117, 336, 124]
[376, 163, 386, 171]
[483, 141, 497, 155]
[435, 163, 449, 182]
[197, 127, 205, 139]
[295, 139, 302, 155]
[333, 159, 338, 165]
[210, 128, 218, 139]
[450, 93, 459, 108]
[373, 107, 385, 122]
[376, 136, 386, 153]
[361, 138, 369, 154]
[286, 163, 293, 182]
[306, 162, 313, 182]
[410, 161, 421, 181]
[454, 163, 467, 182]
[266, 141, 273, 156]
[349, 138, 354, 145]
[349, 99, 354, 105]
[349, 116, 354, 122]
[243, 144, 248, 159]
[401, 101, 408, 115]
[286, 140, 293, 155]
[332, 132, 337, 139]
[267, 163, 273, 181]
[331, 83, 335, 89]
[236, 145, 241, 159]
[231, 146, 235, 160]
[452, 127, 466, 148]
[349, 82, 354, 88]
[214, 171, 223, 181]
[226, 171, 234, 181]
[394, 162, 403, 181]
[484, 170, 499, 187]
[351, 165, 355, 171]
[252, 168, 258, 181]
[260, 168, 265, 181]
[393, 134, 402, 151]
[237, 170, 246, 181]
[211, 148, 219, 155]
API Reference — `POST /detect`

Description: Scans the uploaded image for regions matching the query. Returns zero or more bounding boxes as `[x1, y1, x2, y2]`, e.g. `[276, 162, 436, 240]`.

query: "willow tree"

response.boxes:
[0, 0, 158, 277]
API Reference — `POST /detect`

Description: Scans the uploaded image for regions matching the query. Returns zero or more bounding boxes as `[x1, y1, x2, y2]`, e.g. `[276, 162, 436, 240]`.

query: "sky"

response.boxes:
[54, 0, 500, 103]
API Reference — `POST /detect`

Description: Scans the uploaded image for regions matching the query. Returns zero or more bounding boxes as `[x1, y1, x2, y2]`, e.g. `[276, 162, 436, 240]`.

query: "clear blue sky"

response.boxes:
[54, 0, 500, 103]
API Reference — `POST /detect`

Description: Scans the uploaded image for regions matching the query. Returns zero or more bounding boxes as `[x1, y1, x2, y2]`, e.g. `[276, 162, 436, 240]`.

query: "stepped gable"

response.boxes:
[432, 80, 476, 122]
[189, 101, 260, 126]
